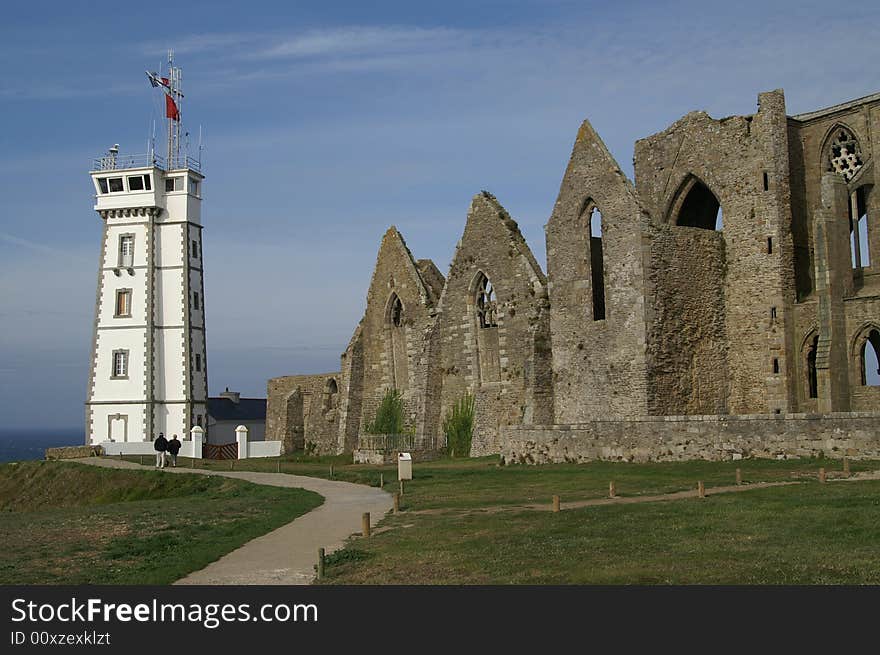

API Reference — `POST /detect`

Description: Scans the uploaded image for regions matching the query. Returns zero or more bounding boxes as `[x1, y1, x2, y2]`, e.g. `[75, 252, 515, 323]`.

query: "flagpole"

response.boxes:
[167, 49, 173, 167]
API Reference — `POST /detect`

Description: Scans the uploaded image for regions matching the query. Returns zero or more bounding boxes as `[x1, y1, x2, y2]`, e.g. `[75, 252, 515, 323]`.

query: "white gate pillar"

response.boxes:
[236, 425, 248, 459]
[190, 425, 204, 459]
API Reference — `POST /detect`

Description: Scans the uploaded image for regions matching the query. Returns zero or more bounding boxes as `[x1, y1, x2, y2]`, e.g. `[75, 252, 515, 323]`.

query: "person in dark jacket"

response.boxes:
[154, 432, 168, 468]
[167, 434, 181, 467]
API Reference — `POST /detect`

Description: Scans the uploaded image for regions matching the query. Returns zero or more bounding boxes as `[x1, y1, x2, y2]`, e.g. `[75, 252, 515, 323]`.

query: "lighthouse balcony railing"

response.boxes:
[92, 152, 201, 173]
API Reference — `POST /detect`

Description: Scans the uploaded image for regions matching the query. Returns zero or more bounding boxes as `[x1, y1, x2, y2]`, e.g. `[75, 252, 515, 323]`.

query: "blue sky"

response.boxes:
[1, 0, 879, 429]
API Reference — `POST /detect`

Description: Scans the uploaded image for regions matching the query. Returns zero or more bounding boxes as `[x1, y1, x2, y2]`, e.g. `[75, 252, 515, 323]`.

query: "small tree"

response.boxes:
[443, 393, 475, 457]
[364, 388, 406, 435]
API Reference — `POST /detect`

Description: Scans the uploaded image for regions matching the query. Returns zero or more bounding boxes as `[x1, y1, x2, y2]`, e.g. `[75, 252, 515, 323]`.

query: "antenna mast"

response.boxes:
[166, 49, 184, 167]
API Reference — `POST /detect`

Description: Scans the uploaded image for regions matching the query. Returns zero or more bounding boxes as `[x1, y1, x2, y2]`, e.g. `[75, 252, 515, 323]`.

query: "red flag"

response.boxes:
[161, 77, 180, 121]
[165, 93, 179, 121]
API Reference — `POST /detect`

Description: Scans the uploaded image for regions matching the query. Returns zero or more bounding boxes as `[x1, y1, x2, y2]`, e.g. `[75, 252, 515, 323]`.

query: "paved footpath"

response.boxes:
[75, 458, 392, 585]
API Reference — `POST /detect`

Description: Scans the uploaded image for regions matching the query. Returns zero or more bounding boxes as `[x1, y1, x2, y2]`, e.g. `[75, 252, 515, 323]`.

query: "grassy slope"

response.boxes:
[0, 461, 322, 584]
[148, 453, 879, 509]
[322, 480, 880, 584]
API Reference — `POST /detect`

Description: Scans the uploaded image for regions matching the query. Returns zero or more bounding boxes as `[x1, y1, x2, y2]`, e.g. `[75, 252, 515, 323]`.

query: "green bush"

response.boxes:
[364, 388, 406, 435]
[443, 393, 475, 457]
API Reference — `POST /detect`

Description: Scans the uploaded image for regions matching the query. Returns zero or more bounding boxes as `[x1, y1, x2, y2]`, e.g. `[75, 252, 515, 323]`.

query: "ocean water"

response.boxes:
[0, 429, 85, 463]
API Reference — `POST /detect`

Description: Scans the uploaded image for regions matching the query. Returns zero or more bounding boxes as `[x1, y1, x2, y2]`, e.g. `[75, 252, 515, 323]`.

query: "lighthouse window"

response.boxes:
[165, 176, 184, 192]
[97, 178, 109, 194]
[111, 350, 129, 378]
[193, 291, 200, 310]
[189, 178, 200, 196]
[127, 174, 152, 191]
[119, 235, 134, 267]
[108, 177, 124, 193]
[195, 354, 202, 372]
[114, 289, 132, 317]
[192, 240, 199, 258]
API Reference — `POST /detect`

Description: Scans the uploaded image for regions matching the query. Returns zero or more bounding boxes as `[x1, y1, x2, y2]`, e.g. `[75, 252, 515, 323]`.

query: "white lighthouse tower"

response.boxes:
[85, 53, 208, 447]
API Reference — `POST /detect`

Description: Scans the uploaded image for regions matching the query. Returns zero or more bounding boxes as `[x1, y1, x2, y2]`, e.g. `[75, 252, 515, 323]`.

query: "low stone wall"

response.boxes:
[501, 412, 880, 464]
[353, 449, 444, 465]
[45, 445, 104, 460]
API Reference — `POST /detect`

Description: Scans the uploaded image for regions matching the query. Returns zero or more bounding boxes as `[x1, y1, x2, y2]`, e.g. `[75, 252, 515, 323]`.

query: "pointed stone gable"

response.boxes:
[336, 225, 442, 450]
[546, 119, 650, 422]
[435, 191, 552, 455]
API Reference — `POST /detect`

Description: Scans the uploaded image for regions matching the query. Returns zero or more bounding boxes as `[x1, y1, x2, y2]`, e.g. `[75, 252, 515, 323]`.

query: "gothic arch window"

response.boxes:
[825, 126, 864, 182]
[585, 204, 606, 320]
[855, 328, 880, 386]
[670, 176, 723, 231]
[323, 378, 339, 413]
[475, 273, 498, 328]
[385, 293, 408, 390]
[849, 186, 870, 268]
[472, 271, 501, 383]
[803, 331, 819, 399]
[388, 293, 404, 327]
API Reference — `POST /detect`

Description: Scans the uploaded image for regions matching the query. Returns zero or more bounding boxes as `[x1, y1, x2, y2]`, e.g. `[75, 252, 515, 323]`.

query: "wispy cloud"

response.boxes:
[253, 25, 465, 59]
[0, 232, 73, 257]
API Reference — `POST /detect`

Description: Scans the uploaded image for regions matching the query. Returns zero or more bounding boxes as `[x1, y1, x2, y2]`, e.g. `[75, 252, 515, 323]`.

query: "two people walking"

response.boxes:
[153, 433, 181, 468]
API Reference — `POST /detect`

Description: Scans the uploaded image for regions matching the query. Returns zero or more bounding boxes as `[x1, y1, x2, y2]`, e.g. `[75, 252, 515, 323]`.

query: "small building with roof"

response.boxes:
[207, 388, 266, 445]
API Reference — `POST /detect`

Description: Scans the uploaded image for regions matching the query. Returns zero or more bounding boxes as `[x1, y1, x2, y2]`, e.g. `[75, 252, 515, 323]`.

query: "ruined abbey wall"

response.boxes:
[434, 193, 552, 456]
[266, 88, 880, 461]
[545, 121, 650, 422]
[266, 372, 340, 455]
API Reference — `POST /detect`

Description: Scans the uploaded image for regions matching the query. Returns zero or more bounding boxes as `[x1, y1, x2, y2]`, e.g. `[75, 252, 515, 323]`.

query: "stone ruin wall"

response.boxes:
[434, 193, 553, 456]
[634, 90, 798, 416]
[266, 372, 341, 455]
[502, 413, 880, 464]
[545, 121, 650, 423]
[644, 224, 728, 415]
[266, 89, 880, 461]
[337, 228, 442, 449]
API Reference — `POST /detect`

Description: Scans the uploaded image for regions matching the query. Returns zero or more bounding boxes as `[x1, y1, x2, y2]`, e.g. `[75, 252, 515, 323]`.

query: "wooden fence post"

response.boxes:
[362, 512, 371, 538]
[317, 548, 325, 580]
[609, 481, 616, 498]
[736, 468, 742, 485]
[698, 481, 705, 498]
[552, 495, 560, 513]
[819, 467, 826, 483]
[393, 493, 400, 514]
[380, 473, 384, 488]
[843, 457, 850, 477]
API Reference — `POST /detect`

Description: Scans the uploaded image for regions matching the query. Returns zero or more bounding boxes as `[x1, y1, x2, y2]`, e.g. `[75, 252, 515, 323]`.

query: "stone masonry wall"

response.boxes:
[434, 192, 552, 455]
[266, 372, 341, 455]
[635, 90, 798, 415]
[502, 413, 880, 464]
[645, 224, 728, 414]
[545, 120, 650, 422]
[338, 227, 441, 447]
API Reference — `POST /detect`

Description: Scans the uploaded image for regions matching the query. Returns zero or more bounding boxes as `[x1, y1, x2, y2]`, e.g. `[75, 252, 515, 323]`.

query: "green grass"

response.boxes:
[134, 452, 879, 510]
[114, 453, 880, 584]
[0, 461, 322, 584]
[321, 480, 880, 584]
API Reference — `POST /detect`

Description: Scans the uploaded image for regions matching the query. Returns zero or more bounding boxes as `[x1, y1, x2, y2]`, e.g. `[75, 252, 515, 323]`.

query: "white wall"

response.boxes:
[89, 404, 148, 444]
[249, 441, 282, 458]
